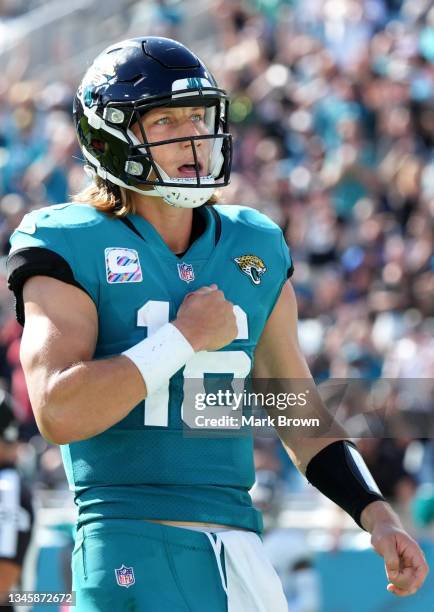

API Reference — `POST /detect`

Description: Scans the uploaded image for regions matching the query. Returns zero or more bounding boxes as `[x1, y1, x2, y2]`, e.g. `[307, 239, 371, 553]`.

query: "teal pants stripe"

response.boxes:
[72, 519, 228, 612]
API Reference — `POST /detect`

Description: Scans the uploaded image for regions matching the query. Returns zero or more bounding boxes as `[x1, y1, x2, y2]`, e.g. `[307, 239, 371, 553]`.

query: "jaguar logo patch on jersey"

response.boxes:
[105, 248, 142, 284]
[234, 255, 267, 285]
[177, 262, 195, 283]
[115, 564, 135, 588]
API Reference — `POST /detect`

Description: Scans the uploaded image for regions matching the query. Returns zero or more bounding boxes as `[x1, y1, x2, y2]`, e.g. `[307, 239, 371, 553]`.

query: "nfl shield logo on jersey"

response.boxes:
[115, 564, 135, 588]
[177, 262, 195, 283]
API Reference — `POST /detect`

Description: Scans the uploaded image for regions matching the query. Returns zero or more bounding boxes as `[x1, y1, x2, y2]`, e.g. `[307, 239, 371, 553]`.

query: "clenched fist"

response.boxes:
[173, 284, 238, 351]
[361, 501, 429, 597]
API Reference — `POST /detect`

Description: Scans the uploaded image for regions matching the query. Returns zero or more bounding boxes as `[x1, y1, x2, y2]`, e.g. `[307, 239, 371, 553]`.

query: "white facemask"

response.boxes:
[123, 109, 225, 208]
[82, 107, 225, 208]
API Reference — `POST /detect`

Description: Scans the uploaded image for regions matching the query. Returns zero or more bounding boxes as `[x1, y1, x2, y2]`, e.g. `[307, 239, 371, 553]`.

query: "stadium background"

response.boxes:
[0, 0, 433, 610]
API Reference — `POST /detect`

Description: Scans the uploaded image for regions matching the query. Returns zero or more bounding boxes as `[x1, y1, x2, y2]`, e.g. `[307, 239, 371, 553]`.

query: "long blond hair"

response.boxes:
[73, 178, 131, 217]
[73, 178, 219, 217]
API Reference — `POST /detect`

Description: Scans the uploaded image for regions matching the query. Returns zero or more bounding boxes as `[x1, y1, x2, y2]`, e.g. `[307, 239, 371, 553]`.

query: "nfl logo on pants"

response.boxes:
[115, 564, 135, 588]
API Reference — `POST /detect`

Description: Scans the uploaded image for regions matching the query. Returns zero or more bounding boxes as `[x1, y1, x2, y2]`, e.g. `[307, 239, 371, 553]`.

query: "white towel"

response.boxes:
[207, 530, 289, 612]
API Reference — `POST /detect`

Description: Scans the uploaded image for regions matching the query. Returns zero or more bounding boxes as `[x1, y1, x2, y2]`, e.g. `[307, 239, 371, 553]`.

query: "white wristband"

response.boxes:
[122, 323, 195, 396]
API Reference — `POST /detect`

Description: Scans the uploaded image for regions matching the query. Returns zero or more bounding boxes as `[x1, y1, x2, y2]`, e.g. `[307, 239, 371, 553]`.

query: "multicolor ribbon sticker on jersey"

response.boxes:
[105, 247, 143, 284]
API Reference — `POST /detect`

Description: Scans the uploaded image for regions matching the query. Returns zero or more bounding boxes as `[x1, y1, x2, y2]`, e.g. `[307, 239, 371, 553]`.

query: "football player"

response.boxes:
[7, 37, 428, 611]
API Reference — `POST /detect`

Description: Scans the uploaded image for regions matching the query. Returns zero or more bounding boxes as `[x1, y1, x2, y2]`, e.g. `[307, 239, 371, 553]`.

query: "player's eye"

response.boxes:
[154, 116, 171, 126]
[191, 112, 205, 122]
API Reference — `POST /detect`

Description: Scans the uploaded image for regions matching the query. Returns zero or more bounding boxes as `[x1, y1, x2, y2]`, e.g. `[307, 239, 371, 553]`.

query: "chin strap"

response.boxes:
[85, 160, 217, 209]
[142, 184, 216, 209]
[133, 162, 217, 208]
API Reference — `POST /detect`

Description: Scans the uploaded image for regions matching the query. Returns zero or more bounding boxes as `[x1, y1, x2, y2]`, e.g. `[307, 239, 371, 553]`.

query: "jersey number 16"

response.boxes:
[137, 300, 251, 427]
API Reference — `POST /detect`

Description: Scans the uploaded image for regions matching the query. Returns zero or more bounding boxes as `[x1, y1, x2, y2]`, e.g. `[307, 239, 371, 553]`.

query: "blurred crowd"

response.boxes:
[0, 0, 433, 589]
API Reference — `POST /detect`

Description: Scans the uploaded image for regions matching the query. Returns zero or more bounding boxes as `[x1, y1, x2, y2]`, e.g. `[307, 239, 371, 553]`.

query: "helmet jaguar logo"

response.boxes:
[234, 255, 267, 285]
[82, 72, 115, 108]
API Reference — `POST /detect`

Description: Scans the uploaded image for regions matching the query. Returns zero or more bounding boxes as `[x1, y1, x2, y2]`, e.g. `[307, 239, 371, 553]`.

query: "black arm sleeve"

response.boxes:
[305, 440, 385, 530]
[7, 247, 92, 326]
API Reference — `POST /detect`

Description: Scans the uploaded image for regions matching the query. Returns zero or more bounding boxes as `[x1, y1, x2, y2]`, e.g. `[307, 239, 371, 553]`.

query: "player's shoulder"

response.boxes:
[15, 202, 108, 234]
[214, 204, 282, 234]
[214, 204, 293, 278]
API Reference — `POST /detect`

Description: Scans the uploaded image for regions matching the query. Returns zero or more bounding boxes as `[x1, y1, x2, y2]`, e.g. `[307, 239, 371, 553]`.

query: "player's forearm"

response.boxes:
[262, 380, 349, 473]
[38, 355, 146, 444]
[360, 500, 403, 533]
[279, 434, 348, 475]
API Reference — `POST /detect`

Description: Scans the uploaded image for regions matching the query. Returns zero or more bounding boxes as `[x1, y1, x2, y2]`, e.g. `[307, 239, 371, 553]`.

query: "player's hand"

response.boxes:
[173, 284, 238, 351]
[370, 522, 429, 596]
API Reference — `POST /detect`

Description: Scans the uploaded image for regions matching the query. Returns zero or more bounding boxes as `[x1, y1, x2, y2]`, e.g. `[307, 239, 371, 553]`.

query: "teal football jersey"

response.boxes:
[8, 203, 293, 533]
